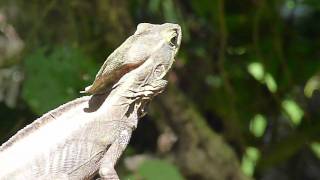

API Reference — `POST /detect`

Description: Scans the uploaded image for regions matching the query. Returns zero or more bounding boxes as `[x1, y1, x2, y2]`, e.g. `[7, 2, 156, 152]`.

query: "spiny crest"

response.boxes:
[0, 96, 90, 152]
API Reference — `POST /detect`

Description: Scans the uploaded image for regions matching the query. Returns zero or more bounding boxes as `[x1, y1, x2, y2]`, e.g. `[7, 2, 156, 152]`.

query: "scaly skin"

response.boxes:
[0, 23, 181, 180]
[81, 23, 181, 94]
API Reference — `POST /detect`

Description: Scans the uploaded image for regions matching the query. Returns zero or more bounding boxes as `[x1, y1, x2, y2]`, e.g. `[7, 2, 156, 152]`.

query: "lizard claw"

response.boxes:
[99, 167, 119, 180]
[80, 85, 92, 94]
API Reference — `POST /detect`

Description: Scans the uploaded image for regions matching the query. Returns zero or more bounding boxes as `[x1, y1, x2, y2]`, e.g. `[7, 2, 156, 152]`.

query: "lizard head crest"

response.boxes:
[81, 23, 182, 94]
[133, 23, 182, 56]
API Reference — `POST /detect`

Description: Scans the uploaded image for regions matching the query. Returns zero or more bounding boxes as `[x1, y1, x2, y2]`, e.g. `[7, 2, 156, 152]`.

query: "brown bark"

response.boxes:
[150, 85, 250, 180]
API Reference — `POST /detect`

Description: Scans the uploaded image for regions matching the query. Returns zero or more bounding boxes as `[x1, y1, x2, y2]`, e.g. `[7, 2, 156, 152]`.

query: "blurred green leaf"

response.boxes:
[205, 74, 222, 88]
[22, 46, 97, 114]
[304, 75, 320, 98]
[248, 62, 278, 93]
[162, 0, 177, 22]
[138, 159, 184, 180]
[310, 142, 320, 159]
[250, 114, 267, 138]
[123, 174, 137, 180]
[282, 99, 304, 126]
[286, 0, 296, 10]
[265, 73, 277, 93]
[241, 147, 260, 177]
[148, 0, 161, 13]
[242, 155, 255, 177]
[248, 62, 264, 82]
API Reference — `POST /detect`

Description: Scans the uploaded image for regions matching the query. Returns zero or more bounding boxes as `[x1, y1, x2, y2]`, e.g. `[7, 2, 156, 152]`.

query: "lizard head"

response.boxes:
[111, 23, 182, 96]
[127, 23, 181, 64]
[131, 23, 182, 80]
[134, 23, 181, 54]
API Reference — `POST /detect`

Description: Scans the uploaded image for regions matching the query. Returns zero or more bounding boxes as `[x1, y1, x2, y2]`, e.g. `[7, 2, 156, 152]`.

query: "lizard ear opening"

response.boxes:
[169, 34, 178, 48]
[135, 23, 152, 35]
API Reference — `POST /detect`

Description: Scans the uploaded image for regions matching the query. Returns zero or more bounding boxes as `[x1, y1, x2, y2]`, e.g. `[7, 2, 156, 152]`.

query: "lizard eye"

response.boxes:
[169, 33, 178, 48]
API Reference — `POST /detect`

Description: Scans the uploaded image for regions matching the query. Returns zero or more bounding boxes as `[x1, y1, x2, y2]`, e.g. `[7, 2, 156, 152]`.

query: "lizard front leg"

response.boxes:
[98, 128, 132, 180]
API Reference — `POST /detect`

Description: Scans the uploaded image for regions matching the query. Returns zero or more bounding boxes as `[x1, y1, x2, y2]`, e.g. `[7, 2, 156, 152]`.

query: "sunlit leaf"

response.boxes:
[247, 62, 264, 82]
[265, 73, 277, 93]
[247, 62, 277, 93]
[247, 147, 260, 162]
[310, 142, 320, 159]
[242, 155, 254, 177]
[304, 75, 320, 98]
[250, 114, 267, 138]
[282, 99, 304, 126]
[241, 147, 260, 177]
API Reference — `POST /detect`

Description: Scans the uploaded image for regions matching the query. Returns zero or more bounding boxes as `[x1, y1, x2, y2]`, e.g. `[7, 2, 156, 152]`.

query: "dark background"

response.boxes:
[0, 0, 320, 179]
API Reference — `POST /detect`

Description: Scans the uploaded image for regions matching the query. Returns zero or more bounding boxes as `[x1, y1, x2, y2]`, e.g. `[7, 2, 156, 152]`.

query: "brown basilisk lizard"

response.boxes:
[0, 23, 181, 179]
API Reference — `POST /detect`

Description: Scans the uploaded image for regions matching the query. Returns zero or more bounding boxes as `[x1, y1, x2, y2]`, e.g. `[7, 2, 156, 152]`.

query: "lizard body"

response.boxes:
[0, 23, 181, 180]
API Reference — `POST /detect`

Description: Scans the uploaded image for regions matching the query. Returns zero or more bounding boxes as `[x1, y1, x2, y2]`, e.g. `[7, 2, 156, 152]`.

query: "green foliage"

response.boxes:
[124, 159, 184, 180]
[304, 75, 320, 98]
[249, 114, 267, 138]
[22, 46, 97, 114]
[241, 147, 260, 177]
[282, 99, 304, 126]
[311, 142, 320, 159]
[137, 159, 184, 180]
[247, 62, 278, 93]
[247, 62, 264, 82]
